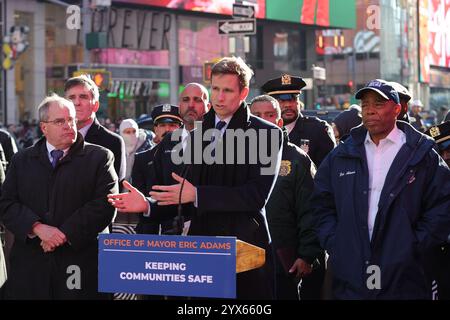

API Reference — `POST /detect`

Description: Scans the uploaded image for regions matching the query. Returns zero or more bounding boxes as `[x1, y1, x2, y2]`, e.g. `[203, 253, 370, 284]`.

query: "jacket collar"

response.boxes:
[85, 117, 102, 139]
[337, 121, 435, 164]
[203, 102, 251, 131]
[31, 133, 86, 160]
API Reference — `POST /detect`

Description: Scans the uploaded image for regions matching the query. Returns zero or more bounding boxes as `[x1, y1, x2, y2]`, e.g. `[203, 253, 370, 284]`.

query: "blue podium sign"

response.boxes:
[98, 234, 236, 298]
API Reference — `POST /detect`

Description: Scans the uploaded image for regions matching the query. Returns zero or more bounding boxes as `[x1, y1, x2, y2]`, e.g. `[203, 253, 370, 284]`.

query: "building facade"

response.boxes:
[1, 0, 357, 124]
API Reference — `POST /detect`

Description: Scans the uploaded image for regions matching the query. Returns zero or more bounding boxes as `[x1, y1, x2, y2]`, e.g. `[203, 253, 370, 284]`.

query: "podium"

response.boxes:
[98, 234, 265, 299]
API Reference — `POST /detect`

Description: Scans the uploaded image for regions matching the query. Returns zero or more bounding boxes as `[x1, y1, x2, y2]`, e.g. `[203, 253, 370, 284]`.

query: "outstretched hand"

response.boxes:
[107, 180, 149, 213]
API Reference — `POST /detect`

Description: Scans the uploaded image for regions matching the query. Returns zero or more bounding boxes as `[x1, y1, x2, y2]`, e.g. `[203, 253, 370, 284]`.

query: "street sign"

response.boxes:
[218, 19, 256, 35]
[312, 66, 326, 80]
[303, 78, 314, 90]
[232, 4, 255, 19]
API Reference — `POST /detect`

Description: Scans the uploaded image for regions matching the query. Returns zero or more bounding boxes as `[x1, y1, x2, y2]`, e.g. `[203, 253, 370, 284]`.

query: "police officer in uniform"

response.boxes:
[250, 95, 323, 300]
[261, 74, 336, 167]
[425, 121, 450, 299]
[130, 104, 183, 235]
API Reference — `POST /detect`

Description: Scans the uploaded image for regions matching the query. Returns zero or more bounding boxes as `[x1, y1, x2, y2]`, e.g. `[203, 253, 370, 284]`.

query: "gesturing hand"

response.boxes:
[149, 173, 196, 206]
[107, 180, 149, 213]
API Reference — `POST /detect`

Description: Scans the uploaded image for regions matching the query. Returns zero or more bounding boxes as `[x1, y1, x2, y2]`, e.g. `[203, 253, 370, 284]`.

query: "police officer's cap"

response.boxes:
[425, 121, 450, 151]
[261, 74, 306, 101]
[389, 82, 412, 102]
[151, 104, 183, 125]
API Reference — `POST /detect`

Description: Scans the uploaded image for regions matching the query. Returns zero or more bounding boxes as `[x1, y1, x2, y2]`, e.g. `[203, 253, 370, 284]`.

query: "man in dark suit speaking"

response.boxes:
[108, 57, 283, 299]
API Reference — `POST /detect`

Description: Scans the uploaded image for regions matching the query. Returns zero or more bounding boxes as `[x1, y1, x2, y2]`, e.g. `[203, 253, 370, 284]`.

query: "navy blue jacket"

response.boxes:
[311, 121, 450, 299]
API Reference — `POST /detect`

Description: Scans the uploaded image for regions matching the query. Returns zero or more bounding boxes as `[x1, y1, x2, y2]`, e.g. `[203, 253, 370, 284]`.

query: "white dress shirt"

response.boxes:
[214, 115, 231, 135]
[365, 125, 406, 240]
[78, 121, 93, 138]
[284, 118, 297, 134]
[181, 127, 190, 152]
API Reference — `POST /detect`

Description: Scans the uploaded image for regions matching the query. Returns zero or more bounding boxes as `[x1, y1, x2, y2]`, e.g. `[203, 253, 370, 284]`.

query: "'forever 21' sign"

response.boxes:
[90, 8, 172, 51]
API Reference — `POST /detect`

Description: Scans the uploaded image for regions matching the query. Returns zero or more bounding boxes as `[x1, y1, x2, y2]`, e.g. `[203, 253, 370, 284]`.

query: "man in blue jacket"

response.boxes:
[311, 79, 450, 299]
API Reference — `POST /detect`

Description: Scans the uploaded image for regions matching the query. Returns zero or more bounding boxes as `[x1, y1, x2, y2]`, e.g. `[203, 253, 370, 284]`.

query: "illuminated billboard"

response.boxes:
[428, 0, 450, 68]
[114, 0, 266, 18]
[266, 0, 355, 28]
[114, 0, 355, 28]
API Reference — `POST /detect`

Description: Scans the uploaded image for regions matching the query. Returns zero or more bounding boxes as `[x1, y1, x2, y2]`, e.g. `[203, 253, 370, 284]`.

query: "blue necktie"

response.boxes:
[50, 149, 64, 168]
[211, 121, 226, 158]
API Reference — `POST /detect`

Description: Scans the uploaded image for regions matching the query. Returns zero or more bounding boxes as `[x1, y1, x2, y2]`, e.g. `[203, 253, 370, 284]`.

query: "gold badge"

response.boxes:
[429, 126, 440, 138]
[279, 160, 291, 176]
[281, 74, 291, 85]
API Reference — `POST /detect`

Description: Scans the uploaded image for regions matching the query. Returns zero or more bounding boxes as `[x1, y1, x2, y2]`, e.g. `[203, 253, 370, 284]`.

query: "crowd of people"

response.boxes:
[0, 57, 449, 300]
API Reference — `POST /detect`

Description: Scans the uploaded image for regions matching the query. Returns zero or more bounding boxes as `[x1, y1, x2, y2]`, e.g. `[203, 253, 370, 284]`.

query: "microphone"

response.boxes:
[163, 163, 191, 235]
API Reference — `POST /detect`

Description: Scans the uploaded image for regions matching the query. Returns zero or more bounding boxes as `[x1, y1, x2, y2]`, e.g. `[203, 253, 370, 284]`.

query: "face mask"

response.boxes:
[122, 133, 138, 152]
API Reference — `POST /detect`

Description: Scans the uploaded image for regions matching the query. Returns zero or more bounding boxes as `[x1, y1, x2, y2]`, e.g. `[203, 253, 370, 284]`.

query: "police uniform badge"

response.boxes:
[281, 74, 291, 85]
[429, 126, 440, 138]
[279, 160, 291, 176]
[162, 104, 172, 112]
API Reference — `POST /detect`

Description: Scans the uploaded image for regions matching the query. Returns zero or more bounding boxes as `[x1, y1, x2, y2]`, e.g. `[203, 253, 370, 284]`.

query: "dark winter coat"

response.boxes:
[0, 135, 118, 299]
[311, 121, 450, 299]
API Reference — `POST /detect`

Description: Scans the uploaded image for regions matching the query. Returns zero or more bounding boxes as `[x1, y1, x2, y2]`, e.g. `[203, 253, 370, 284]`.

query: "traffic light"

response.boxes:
[347, 80, 354, 93]
[73, 69, 112, 91]
[203, 62, 214, 85]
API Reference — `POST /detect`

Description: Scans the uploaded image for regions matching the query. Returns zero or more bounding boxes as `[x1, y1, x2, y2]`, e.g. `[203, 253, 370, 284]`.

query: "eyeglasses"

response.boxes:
[42, 117, 77, 127]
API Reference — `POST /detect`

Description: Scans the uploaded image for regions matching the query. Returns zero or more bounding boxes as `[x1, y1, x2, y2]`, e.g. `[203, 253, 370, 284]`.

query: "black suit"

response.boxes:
[0, 135, 118, 299]
[187, 103, 283, 299]
[288, 115, 336, 168]
[85, 118, 126, 182]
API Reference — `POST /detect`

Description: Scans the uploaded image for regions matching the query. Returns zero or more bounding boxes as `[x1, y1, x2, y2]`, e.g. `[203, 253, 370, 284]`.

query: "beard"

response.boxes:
[281, 110, 298, 125]
[182, 110, 199, 123]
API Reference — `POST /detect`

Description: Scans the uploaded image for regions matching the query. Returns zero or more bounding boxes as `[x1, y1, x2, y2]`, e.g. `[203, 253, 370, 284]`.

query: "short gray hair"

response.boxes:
[38, 93, 75, 122]
[64, 74, 100, 102]
[249, 95, 281, 119]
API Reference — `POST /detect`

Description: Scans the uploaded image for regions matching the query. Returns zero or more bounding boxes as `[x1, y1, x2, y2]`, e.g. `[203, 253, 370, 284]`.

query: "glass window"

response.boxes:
[272, 29, 304, 71]
[178, 16, 230, 67]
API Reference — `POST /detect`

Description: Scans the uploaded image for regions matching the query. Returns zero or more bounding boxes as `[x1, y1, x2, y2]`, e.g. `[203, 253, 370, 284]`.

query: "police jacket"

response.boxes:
[288, 114, 336, 167]
[311, 121, 450, 299]
[266, 129, 322, 265]
[132, 130, 194, 234]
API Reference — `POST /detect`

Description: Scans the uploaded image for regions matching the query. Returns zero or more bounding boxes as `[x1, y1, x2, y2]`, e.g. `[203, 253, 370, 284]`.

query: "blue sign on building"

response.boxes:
[98, 234, 236, 298]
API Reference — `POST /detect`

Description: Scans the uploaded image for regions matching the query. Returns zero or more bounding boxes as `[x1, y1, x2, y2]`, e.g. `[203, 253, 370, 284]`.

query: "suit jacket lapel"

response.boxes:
[85, 118, 101, 141]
